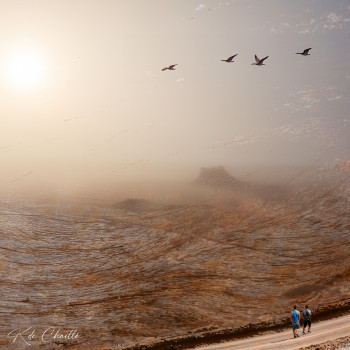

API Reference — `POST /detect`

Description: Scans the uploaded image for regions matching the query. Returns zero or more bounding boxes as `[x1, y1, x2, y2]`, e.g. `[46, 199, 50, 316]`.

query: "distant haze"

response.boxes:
[1, 0, 349, 193]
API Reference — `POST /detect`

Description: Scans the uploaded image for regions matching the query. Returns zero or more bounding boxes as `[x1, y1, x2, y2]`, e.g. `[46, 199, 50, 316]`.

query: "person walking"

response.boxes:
[302, 305, 312, 334]
[291, 305, 300, 338]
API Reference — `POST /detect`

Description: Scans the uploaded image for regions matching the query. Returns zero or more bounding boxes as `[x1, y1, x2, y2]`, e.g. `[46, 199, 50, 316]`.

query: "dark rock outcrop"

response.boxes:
[195, 166, 245, 189]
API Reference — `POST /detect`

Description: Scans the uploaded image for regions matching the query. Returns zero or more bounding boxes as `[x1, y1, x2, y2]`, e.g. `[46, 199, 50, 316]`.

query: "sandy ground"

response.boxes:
[194, 314, 350, 350]
[1, 175, 350, 349]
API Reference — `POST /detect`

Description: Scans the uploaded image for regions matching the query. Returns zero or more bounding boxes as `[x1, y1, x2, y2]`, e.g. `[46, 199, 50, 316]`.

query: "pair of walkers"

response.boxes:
[291, 305, 312, 338]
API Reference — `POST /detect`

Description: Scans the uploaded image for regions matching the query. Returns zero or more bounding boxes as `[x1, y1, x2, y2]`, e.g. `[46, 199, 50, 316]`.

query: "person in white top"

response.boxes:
[302, 305, 312, 334]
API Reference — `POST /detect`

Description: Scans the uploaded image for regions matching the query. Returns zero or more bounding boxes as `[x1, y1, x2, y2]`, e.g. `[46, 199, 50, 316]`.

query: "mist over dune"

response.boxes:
[2, 160, 349, 207]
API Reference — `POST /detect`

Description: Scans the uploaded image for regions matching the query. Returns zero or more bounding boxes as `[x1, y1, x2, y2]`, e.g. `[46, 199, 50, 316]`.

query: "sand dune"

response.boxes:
[1, 167, 350, 349]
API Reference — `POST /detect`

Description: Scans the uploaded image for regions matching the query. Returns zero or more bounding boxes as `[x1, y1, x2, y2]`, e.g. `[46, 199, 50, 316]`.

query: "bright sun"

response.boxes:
[5, 50, 46, 90]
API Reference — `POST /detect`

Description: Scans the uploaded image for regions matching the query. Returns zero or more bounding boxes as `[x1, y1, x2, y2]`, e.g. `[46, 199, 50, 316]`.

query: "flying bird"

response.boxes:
[252, 55, 269, 66]
[296, 48, 312, 56]
[221, 54, 237, 62]
[162, 64, 177, 71]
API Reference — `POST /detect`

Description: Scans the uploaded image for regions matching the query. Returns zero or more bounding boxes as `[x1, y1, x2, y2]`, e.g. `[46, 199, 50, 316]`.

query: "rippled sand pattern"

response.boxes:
[1, 183, 350, 348]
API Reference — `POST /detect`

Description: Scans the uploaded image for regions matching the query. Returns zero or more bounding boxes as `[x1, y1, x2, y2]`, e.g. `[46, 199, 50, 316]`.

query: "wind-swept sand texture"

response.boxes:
[194, 314, 350, 349]
[1, 168, 350, 349]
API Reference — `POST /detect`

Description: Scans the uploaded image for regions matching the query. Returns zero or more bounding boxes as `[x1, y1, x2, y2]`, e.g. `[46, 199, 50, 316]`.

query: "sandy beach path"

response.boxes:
[194, 313, 350, 350]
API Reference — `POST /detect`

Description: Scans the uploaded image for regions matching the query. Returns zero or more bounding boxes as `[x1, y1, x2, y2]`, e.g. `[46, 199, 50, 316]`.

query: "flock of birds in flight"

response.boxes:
[161, 48, 312, 70]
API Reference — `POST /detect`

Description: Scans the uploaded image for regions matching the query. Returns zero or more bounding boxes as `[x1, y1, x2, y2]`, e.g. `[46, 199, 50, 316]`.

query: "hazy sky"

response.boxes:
[1, 0, 350, 188]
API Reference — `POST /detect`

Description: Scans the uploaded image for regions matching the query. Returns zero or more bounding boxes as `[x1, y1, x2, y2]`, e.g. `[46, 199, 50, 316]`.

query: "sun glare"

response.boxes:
[5, 50, 46, 90]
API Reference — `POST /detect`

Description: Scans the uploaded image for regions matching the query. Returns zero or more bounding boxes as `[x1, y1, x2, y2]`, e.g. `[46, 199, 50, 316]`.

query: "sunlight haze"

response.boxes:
[1, 0, 349, 192]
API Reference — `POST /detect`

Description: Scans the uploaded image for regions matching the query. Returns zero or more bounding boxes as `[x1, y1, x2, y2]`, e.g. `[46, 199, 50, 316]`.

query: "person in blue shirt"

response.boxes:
[290, 305, 300, 338]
